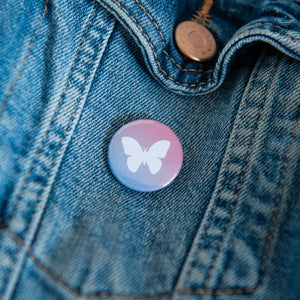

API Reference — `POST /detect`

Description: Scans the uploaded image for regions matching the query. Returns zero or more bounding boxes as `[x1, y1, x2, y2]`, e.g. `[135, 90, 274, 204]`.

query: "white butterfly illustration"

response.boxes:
[121, 137, 171, 174]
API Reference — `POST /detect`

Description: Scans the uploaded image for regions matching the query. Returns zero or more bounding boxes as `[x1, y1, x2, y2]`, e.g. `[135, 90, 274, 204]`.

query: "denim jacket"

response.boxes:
[0, 0, 299, 299]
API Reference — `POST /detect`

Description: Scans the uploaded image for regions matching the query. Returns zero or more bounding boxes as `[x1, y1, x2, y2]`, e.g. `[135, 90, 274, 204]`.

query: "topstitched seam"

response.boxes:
[0, 0, 49, 119]
[0, 5, 100, 296]
[20, 21, 112, 243]
[0, 161, 295, 300]
[201, 61, 278, 288]
[0, 223, 275, 298]
[111, 0, 214, 87]
[264, 23, 300, 43]
[4, 5, 99, 228]
[134, 0, 213, 73]
[108, 0, 299, 88]
[182, 55, 263, 287]
[256, 107, 300, 286]
[0, 2, 298, 298]
[1, 58, 298, 299]
[0, 226, 22, 296]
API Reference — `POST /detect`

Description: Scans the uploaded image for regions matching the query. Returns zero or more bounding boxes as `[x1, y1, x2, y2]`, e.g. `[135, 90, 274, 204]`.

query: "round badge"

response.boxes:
[175, 21, 216, 62]
[108, 120, 183, 192]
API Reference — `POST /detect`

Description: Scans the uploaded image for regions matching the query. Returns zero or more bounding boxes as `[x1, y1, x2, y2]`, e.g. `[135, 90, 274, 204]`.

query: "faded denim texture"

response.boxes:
[0, 0, 299, 299]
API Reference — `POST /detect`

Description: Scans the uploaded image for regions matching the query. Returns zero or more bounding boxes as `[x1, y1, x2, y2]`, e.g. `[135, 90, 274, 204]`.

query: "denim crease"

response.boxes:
[0, 0, 299, 299]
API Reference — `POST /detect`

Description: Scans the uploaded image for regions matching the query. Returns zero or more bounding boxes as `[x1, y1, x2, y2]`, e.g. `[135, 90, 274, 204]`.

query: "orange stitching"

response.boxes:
[0, 222, 22, 297]
[19, 15, 109, 243]
[0, 4, 297, 297]
[0, 221, 170, 300]
[257, 107, 300, 284]
[264, 23, 300, 43]
[0, 221, 267, 297]
[191, 0, 213, 27]
[0, 6, 101, 295]
[162, 50, 213, 73]
[112, 0, 214, 87]
[113, 0, 298, 88]
[135, 0, 213, 73]
[201, 62, 278, 287]
[183, 62, 261, 286]
[2, 58, 294, 299]
[0, 0, 49, 119]
[0, 98, 299, 299]
[0, 209, 281, 297]
[4, 7, 99, 227]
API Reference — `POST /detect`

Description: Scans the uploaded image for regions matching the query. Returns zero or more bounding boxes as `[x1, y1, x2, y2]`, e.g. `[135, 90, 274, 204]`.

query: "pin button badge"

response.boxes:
[108, 120, 183, 192]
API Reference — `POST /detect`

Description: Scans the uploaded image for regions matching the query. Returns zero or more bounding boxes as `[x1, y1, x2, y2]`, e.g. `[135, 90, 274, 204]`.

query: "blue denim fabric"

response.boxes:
[0, 0, 299, 299]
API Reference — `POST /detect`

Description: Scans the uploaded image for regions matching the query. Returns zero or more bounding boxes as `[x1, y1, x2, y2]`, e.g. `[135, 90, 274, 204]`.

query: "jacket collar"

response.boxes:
[96, 0, 300, 95]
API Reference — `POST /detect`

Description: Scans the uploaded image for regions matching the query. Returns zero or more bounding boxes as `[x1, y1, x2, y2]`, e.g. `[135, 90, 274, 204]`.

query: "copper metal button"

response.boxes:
[175, 21, 216, 62]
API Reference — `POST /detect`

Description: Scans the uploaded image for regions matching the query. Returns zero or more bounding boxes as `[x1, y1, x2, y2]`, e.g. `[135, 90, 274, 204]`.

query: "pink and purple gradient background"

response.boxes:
[108, 120, 183, 192]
